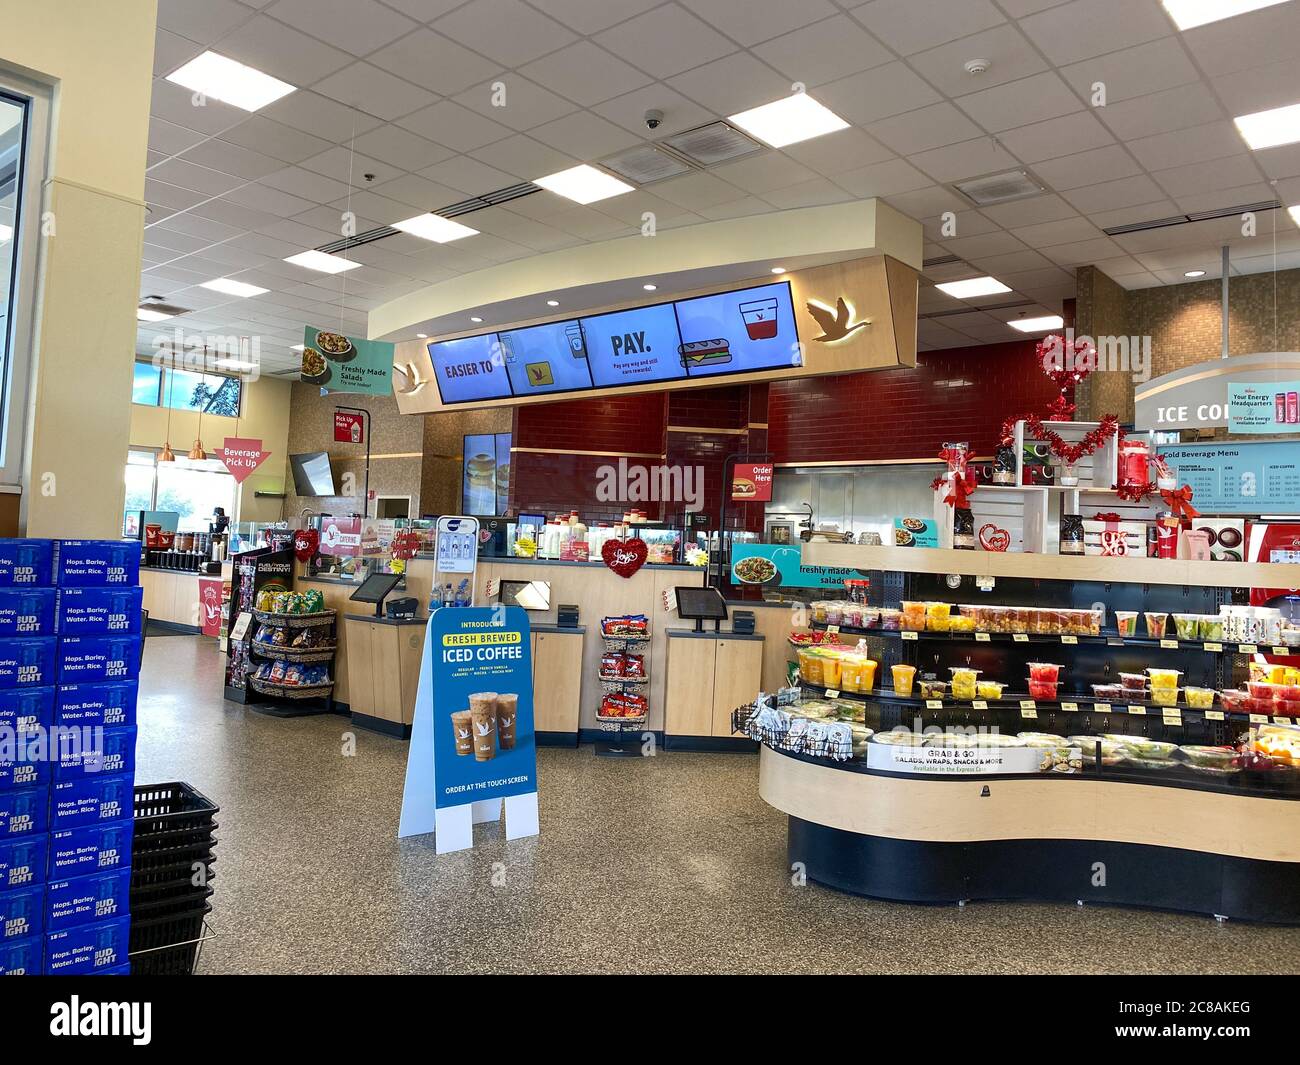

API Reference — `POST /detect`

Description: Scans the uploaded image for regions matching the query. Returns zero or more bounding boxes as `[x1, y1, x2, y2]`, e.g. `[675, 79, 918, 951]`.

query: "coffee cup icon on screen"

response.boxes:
[739, 297, 780, 341]
[565, 323, 586, 358]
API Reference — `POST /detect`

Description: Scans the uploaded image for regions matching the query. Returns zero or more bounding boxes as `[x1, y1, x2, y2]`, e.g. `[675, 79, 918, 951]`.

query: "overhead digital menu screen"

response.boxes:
[428, 280, 799, 405]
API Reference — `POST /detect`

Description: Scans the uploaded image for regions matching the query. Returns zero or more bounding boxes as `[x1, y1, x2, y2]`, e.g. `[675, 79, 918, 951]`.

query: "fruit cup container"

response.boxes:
[1144, 612, 1169, 638]
[1199, 617, 1225, 641]
[1091, 683, 1125, 699]
[1173, 614, 1201, 640]
[1027, 678, 1059, 700]
[1028, 662, 1062, 683]
[1150, 686, 1180, 707]
[1146, 667, 1182, 688]
[976, 681, 1006, 700]
[1219, 689, 1250, 712]
[948, 667, 980, 701]
[1119, 672, 1148, 693]
[925, 602, 952, 632]
[891, 663, 916, 696]
[1184, 686, 1217, 709]
[1115, 610, 1138, 636]
[900, 601, 926, 631]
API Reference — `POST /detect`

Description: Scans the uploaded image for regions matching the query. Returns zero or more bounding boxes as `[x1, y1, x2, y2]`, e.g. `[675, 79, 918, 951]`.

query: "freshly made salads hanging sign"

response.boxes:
[300, 326, 393, 396]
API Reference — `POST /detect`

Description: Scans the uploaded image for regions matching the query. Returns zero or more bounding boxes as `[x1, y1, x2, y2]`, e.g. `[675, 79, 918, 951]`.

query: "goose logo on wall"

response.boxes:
[806, 297, 871, 343]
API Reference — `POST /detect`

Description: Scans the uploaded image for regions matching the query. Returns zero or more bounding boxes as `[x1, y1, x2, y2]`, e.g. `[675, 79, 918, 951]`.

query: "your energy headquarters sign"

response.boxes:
[1135, 352, 1300, 432]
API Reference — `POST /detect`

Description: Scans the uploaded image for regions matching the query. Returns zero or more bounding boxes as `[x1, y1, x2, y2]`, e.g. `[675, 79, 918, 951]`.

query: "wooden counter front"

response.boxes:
[140, 567, 201, 629]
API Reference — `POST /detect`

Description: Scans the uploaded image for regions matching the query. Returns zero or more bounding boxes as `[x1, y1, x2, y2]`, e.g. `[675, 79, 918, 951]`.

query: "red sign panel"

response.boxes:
[198, 577, 224, 637]
[319, 516, 363, 557]
[334, 412, 365, 443]
[731, 462, 774, 502]
[218, 437, 271, 485]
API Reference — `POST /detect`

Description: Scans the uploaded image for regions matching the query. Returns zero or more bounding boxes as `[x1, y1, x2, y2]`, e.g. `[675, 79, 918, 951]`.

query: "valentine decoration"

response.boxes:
[979, 524, 1011, 552]
[1001, 413, 1119, 466]
[391, 531, 422, 561]
[601, 537, 648, 579]
[293, 528, 319, 563]
[1037, 334, 1095, 420]
[1160, 484, 1201, 521]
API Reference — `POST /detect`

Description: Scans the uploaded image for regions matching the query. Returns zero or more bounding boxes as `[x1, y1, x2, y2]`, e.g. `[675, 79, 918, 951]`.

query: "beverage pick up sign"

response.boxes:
[398, 606, 539, 853]
[217, 438, 270, 484]
[301, 326, 393, 396]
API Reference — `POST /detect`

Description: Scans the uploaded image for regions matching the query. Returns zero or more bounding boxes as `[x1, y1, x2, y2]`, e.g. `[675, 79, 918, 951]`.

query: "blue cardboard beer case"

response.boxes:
[0, 787, 49, 838]
[0, 588, 56, 637]
[0, 835, 47, 890]
[0, 685, 54, 736]
[0, 637, 58, 688]
[0, 750, 49, 792]
[57, 635, 140, 685]
[55, 541, 140, 588]
[50, 775, 134, 831]
[53, 725, 137, 781]
[48, 820, 132, 878]
[56, 680, 137, 729]
[0, 883, 43, 941]
[44, 915, 130, 975]
[0, 933, 43, 974]
[45, 868, 131, 932]
[56, 586, 143, 635]
[0, 540, 54, 588]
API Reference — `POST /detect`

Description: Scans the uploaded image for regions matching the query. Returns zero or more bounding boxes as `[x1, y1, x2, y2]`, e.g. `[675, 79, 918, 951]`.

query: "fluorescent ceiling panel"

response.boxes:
[165, 51, 296, 113]
[533, 164, 635, 205]
[727, 94, 849, 149]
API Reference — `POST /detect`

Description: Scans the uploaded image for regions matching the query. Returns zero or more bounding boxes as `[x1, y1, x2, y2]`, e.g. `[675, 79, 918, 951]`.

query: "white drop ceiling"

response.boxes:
[139, 0, 1300, 373]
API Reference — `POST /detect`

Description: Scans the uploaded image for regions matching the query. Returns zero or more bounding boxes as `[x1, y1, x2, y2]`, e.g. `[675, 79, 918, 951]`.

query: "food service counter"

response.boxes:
[140, 565, 205, 630]
[760, 745, 1300, 922]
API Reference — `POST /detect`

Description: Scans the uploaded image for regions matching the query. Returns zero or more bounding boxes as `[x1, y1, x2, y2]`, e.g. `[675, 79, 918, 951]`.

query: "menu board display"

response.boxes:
[428, 281, 799, 405]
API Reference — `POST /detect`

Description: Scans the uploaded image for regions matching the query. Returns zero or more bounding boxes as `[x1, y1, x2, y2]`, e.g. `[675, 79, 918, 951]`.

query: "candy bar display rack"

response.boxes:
[595, 625, 651, 758]
[246, 608, 338, 717]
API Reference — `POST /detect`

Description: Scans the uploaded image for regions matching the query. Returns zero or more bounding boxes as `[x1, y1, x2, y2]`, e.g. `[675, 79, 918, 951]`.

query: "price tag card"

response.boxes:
[972, 700, 988, 710]
[1275, 647, 1291, 657]
[1019, 699, 1036, 711]
[1061, 635, 1078, 645]
[824, 689, 840, 699]
[1239, 644, 1258, 654]
[1160, 639, 1178, 649]
[1250, 713, 1268, 724]
[925, 699, 943, 710]
[1275, 717, 1293, 726]
[1162, 711, 1182, 726]
[1013, 633, 1029, 643]
[1204, 642, 1223, 652]
[1107, 638, 1124, 646]
[1093, 702, 1111, 714]
[1061, 702, 1079, 712]
[1205, 710, 1225, 721]
[826, 625, 840, 635]
[975, 632, 991, 642]
[901, 630, 918, 641]
[1021, 705, 1038, 720]
[1128, 705, 1146, 715]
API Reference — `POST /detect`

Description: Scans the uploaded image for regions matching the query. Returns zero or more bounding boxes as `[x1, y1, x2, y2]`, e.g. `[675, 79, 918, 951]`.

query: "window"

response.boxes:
[132, 362, 162, 405]
[122, 449, 237, 536]
[133, 362, 242, 416]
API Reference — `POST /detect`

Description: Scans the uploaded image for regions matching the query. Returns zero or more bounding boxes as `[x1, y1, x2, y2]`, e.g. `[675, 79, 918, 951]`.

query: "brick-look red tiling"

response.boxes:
[768, 340, 1064, 463]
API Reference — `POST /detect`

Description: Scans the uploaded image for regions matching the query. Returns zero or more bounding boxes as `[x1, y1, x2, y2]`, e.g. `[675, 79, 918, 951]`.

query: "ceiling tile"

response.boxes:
[527, 110, 640, 160]
[668, 52, 792, 117]
[1150, 154, 1266, 199]
[396, 100, 513, 152]
[939, 230, 1028, 259]
[763, 177, 852, 209]
[326, 188, 423, 225]
[1011, 215, 1102, 248]
[311, 63, 437, 121]
[150, 80, 246, 136]
[868, 102, 982, 155]
[835, 158, 933, 198]
[595, 4, 737, 79]
[433, 0, 577, 67]
[148, 117, 209, 157]
[1128, 121, 1248, 172]
[144, 179, 209, 214]
[176, 139, 284, 180]
[528, 0, 664, 35]
[1093, 82, 1224, 143]
[1256, 143, 1300, 182]
[710, 152, 820, 195]
[417, 156, 519, 195]
[1032, 144, 1142, 191]
[298, 146, 402, 187]
[995, 110, 1114, 164]
[367, 28, 503, 96]
[687, 0, 839, 45]
[816, 62, 941, 125]
[649, 171, 749, 210]
[264, 0, 417, 57]
[697, 195, 773, 220]
[519, 41, 653, 107]
[470, 134, 579, 181]
[1061, 174, 1166, 214]
[258, 90, 385, 142]
[979, 194, 1079, 228]
[209, 15, 354, 87]
[965, 247, 1057, 274]
[783, 128, 894, 177]
[850, 0, 1004, 56]
[1211, 59, 1300, 122]
[956, 72, 1083, 134]
[1017, 0, 1171, 66]
[260, 165, 355, 203]
[216, 115, 334, 164]
[152, 28, 205, 78]
[1088, 200, 1178, 229]
[1179, 1, 1300, 77]
[157, 0, 252, 43]
[451, 75, 579, 133]
[220, 182, 317, 218]
[147, 157, 245, 196]
[907, 136, 1019, 184]
[290, 205, 377, 239]
[1058, 36, 1199, 106]
[592, 84, 716, 139]
[348, 125, 456, 172]
[752, 13, 893, 88]
[363, 174, 461, 211]
[906, 25, 1047, 97]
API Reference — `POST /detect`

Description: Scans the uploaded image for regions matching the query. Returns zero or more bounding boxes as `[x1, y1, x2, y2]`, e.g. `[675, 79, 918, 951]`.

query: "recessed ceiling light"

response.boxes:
[770, 266, 786, 274]
[416, 333, 428, 339]
[935, 276, 1012, 299]
[1234, 101, 1300, 150]
[534, 164, 634, 205]
[199, 277, 268, 298]
[1161, 0, 1287, 31]
[1184, 269, 1206, 278]
[1009, 315, 1064, 334]
[728, 93, 849, 149]
[284, 249, 360, 274]
[136, 308, 173, 322]
[0, 224, 11, 242]
[392, 213, 479, 243]
[546, 300, 559, 307]
[164, 51, 296, 113]
[642, 284, 657, 291]
[470, 317, 483, 323]
[1289, 204, 1300, 227]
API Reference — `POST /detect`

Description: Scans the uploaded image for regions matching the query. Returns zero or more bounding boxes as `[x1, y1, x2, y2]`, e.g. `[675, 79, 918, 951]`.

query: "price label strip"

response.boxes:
[926, 699, 943, 710]
[1160, 639, 1178, 649]
[1013, 633, 1029, 643]
[1060, 701, 1079, 713]
[1205, 710, 1225, 721]
[1093, 702, 1111, 714]
[1275, 647, 1291, 657]
[824, 689, 840, 699]
[1239, 644, 1258, 654]
[1203, 642, 1223, 652]
[1020, 699, 1037, 719]
[1250, 713, 1269, 724]
[1061, 635, 1078, 645]
[975, 632, 990, 642]
[1162, 711, 1182, 726]
[901, 630, 918, 641]
[1128, 705, 1146, 716]
[972, 699, 988, 710]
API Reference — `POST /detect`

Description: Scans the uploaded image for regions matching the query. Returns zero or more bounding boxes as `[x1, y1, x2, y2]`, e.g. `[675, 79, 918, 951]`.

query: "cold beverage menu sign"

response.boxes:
[429, 607, 536, 809]
[427, 280, 800, 403]
[1228, 381, 1300, 433]
[1159, 441, 1300, 513]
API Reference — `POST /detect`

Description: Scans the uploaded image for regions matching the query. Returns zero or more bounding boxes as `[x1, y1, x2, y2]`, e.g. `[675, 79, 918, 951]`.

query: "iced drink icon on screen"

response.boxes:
[739, 297, 780, 340]
[565, 323, 586, 358]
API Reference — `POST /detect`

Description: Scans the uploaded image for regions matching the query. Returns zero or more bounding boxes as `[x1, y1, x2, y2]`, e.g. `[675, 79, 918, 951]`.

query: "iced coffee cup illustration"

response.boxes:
[739, 297, 780, 340]
[450, 709, 473, 756]
[496, 693, 518, 750]
[469, 692, 498, 762]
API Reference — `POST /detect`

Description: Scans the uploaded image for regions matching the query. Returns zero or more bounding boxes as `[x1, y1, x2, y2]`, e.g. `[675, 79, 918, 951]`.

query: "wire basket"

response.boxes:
[252, 609, 336, 629]
[249, 678, 334, 699]
[595, 715, 647, 731]
[249, 644, 337, 663]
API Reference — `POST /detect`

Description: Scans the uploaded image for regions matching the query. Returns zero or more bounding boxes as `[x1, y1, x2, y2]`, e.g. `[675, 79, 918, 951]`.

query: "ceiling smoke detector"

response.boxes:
[964, 58, 991, 76]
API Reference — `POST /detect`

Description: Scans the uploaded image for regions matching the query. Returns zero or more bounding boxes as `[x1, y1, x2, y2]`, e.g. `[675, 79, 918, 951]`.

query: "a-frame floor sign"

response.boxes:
[398, 517, 539, 852]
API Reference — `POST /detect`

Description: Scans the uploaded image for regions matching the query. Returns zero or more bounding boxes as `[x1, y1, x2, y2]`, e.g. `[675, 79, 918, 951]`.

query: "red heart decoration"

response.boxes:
[601, 537, 647, 579]
[293, 528, 319, 562]
[391, 531, 422, 561]
[978, 523, 1011, 552]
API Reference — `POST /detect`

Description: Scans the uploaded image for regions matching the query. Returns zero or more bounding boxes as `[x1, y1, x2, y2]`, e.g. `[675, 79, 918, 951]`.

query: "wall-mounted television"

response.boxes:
[289, 452, 338, 496]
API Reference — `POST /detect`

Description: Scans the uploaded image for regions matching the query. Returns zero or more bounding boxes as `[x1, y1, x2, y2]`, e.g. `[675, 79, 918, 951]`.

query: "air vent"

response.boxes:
[662, 121, 763, 167]
[920, 299, 1034, 320]
[137, 301, 191, 317]
[600, 144, 693, 185]
[952, 169, 1046, 206]
[1102, 200, 1281, 236]
[922, 254, 963, 268]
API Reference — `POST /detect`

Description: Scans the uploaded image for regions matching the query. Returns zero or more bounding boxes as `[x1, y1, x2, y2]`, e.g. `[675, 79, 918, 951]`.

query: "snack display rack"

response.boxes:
[247, 608, 338, 714]
[595, 617, 651, 757]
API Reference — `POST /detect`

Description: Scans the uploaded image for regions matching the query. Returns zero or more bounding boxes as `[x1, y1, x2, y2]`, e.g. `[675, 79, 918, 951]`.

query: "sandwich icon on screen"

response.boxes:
[526, 361, 554, 386]
[678, 338, 731, 369]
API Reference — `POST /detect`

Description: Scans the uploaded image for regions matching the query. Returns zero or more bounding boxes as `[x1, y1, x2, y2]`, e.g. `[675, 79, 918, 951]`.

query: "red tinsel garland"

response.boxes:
[999, 413, 1119, 465]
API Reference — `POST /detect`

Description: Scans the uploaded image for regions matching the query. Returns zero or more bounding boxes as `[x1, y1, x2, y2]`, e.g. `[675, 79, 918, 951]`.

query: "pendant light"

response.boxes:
[188, 346, 209, 462]
[159, 352, 177, 462]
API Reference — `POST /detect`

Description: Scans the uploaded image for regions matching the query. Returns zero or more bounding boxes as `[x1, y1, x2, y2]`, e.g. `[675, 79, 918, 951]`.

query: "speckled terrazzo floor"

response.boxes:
[136, 636, 1300, 975]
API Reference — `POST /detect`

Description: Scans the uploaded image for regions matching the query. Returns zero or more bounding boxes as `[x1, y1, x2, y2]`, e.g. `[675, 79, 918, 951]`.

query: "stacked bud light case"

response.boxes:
[0, 539, 139, 975]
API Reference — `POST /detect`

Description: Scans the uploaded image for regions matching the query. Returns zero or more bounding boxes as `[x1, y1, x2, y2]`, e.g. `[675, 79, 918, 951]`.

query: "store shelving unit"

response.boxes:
[246, 608, 338, 718]
[594, 626, 651, 757]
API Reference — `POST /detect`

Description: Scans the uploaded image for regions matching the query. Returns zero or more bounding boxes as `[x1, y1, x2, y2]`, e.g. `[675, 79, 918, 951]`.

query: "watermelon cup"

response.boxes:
[1027, 677, 1059, 700]
[1028, 662, 1062, 683]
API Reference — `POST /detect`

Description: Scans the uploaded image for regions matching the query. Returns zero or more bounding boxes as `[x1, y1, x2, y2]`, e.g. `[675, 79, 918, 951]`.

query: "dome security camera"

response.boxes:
[644, 109, 664, 131]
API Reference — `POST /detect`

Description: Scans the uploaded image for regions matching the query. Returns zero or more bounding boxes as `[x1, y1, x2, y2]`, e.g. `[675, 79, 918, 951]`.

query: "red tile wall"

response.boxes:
[768, 339, 1063, 462]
